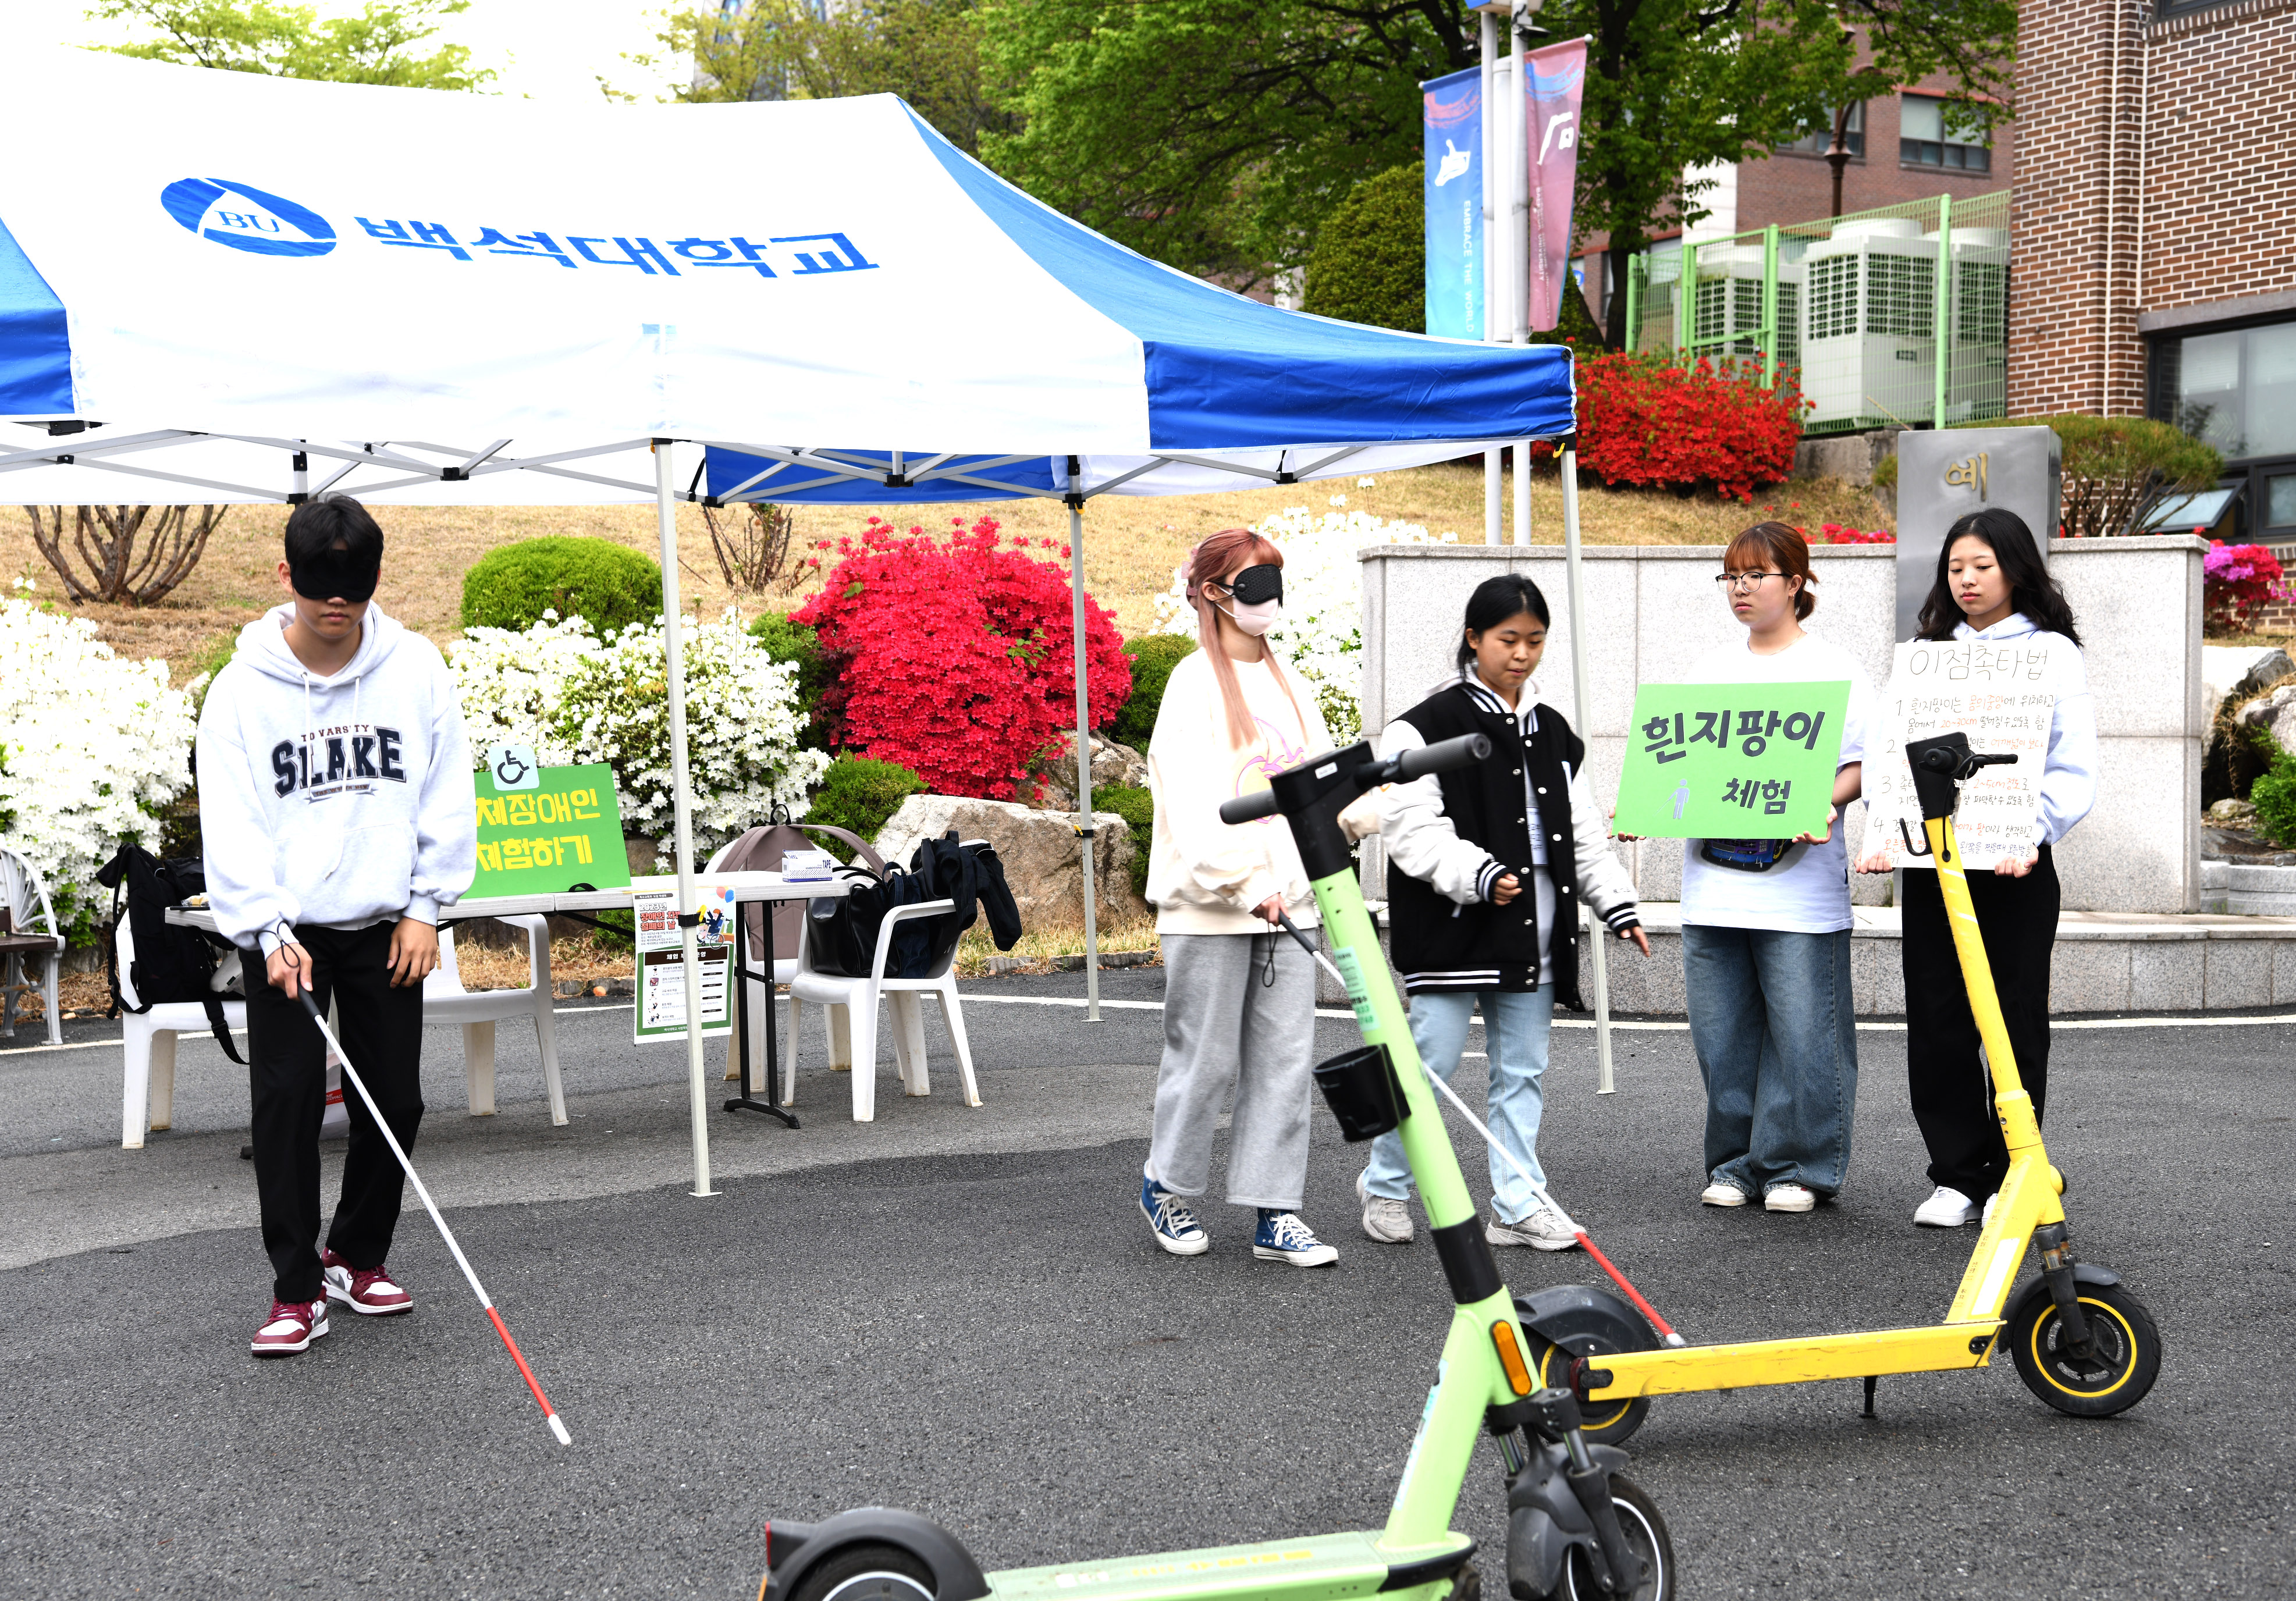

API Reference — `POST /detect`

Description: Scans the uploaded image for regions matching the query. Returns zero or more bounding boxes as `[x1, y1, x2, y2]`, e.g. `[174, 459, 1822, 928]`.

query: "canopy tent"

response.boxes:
[1, 48, 1602, 1194]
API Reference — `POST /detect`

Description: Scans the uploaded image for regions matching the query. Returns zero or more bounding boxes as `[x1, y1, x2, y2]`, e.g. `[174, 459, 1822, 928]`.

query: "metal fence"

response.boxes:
[1623, 190, 2011, 436]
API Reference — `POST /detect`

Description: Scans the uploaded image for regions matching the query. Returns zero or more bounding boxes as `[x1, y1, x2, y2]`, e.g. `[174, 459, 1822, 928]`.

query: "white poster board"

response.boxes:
[1866, 638, 2061, 870]
[631, 877, 735, 1044]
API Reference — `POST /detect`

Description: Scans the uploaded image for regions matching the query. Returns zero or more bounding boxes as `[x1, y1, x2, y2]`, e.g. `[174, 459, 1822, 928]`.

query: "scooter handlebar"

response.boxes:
[1219, 789, 1282, 825]
[1394, 732, 1492, 782]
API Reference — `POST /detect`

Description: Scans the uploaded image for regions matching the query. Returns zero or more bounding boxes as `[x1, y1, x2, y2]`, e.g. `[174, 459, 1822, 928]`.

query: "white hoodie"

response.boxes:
[197, 601, 476, 953]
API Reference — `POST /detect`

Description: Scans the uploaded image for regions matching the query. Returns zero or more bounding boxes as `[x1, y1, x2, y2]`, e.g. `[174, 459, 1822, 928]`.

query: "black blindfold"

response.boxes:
[1224, 564, 1283, 606]
[290, 545, 380, 603]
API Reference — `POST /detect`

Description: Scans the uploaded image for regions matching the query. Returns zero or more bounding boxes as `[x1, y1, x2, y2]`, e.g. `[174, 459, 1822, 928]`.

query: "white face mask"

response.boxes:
[1221, 598, 1281, 637]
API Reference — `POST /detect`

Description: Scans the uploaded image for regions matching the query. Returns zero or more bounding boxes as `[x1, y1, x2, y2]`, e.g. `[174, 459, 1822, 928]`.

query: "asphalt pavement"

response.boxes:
[3, 973, 2292, 1600]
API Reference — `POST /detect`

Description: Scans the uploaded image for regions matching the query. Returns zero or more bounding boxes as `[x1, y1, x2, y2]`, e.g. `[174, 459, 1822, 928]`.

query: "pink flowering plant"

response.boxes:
[2203, 542, 2294, 634]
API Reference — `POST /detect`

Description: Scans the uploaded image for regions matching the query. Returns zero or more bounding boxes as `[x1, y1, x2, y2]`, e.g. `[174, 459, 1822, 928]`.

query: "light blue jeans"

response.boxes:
[1362, 985, 1555, 1223]
[1681, 924, 1858, 1198]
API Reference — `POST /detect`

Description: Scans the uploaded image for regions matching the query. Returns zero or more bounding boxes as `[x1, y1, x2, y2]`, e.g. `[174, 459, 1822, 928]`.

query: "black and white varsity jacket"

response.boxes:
[1378, 670, 1639, 1009]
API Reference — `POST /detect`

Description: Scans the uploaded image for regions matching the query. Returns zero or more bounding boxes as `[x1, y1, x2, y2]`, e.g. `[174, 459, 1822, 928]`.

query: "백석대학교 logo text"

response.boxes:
[160, 177, 876, 282]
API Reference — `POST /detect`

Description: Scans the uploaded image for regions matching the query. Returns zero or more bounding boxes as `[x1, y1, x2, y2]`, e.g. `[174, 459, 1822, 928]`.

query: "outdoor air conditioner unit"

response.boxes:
[1690, 244, 1803, 379]
[1799, 218, 1938, 429]
[1937, 226, 2009, 424]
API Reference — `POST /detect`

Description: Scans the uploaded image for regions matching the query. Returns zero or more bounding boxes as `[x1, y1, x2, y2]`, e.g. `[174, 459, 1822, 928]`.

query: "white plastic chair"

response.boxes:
[1, 846, 66, 1047]
[116, 916, 248, 1149]
[786, 898, 980, 1122]
[115, 913, 564, 1148]
[425, 916, 566, 1125]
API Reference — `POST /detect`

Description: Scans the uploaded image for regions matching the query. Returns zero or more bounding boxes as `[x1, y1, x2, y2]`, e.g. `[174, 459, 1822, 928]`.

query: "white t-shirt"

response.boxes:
[1677, 631, 1875, 935]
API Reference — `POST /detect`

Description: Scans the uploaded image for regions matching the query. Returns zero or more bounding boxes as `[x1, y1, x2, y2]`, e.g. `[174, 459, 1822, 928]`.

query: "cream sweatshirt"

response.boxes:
[1145, 644, 1334, 935]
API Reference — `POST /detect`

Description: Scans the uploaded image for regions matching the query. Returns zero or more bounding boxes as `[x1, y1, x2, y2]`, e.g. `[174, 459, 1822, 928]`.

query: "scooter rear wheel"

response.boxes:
[2006, 1279, 2160, 1418]
[1559, 1477, 1673, 1601]
[786, 1543, 938, 1601]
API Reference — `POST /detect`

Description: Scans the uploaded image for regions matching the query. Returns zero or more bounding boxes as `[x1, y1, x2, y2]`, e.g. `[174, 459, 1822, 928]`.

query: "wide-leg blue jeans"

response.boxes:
[1682, 924, 1858, 1198]
[1361, 985, 1556, 1223]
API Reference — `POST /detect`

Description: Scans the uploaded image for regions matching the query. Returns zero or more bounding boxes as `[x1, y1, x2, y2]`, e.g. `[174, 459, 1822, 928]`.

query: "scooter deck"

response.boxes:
[1589, 1318, 2004, 1399]
[985, 1529, 1476, 1601]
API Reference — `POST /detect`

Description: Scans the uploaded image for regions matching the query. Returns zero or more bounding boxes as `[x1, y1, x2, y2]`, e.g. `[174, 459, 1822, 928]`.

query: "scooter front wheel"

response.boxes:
[785, 1543, 938, 1601]
[2006, 1278, 2161, 1418]
[1560, 1477, 1674, 1601]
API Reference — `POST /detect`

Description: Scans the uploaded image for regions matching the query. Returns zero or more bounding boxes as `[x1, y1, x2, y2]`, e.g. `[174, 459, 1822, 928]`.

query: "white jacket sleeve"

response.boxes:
[1376, 719, 1498, 905]
[196, 668, 301, 953]
[1566, 758, 1640, 930]
[405, 649, 477, 925]
[2038, 643, 2098, 846]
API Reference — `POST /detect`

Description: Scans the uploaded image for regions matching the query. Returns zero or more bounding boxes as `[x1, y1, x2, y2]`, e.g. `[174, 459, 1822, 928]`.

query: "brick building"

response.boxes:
[2009, 0, 2296, 547]
[1576, 70, 2016, 325]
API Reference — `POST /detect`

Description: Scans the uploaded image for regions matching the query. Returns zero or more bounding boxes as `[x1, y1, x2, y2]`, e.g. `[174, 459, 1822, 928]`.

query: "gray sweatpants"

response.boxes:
[1146, 930, 1318, 1210]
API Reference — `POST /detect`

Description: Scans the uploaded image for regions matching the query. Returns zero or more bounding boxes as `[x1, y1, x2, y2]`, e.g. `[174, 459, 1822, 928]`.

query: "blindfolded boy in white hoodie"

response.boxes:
[196, 497, 476, 1357]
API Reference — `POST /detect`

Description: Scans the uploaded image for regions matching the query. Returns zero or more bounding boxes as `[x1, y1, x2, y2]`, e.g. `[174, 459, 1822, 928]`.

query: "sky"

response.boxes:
[0, 0, 691, 102]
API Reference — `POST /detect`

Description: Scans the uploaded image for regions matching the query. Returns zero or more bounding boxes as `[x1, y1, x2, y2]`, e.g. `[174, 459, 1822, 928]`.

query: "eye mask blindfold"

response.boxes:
[290, 546, 381, 603]
[1222, 564, 1283, 606]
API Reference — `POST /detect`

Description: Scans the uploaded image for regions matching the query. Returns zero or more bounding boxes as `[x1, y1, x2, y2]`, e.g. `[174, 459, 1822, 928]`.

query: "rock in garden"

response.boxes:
[1034, 734, 1150, 813]
[872, 794, 1147, 926]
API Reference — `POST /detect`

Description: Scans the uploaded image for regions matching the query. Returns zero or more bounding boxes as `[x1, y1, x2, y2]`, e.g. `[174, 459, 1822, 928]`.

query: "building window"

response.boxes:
[2152, 319, 2296, 462]
[1900, 94, 1990, 171]
[1781, 104, 1863, 158]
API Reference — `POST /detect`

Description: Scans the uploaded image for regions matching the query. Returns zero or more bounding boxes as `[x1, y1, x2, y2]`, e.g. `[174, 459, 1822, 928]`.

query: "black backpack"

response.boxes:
[94, 845, 246, 1064]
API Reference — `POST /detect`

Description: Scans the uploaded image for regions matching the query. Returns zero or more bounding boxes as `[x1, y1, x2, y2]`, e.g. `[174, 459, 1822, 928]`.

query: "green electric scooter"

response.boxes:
[759, 734, 1676, 1601]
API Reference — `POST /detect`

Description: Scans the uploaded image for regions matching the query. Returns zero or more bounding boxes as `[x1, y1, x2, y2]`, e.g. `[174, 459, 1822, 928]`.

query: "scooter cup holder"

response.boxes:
[1313, 1043, 1410, 1141]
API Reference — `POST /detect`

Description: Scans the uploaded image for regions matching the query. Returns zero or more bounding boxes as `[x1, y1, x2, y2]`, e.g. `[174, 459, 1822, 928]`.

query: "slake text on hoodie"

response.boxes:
[196, 601, 478, 953]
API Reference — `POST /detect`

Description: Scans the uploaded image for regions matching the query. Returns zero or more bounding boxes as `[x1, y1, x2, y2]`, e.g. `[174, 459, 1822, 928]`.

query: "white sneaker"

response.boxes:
[1700, 1180, 1750, 1208]
[1355, 1170, 1414, 1244]
[1488, 1208, 1580, 1251]
[1982, 1192, 1998, 1226]
[1914, 1185, 1979, 1228]
[1764, 1183, 1817, 1214]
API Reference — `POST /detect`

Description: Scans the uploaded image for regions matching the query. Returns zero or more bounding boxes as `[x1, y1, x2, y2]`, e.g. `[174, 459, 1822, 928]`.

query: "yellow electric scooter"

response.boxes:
[1528, 731, 2162, 1443]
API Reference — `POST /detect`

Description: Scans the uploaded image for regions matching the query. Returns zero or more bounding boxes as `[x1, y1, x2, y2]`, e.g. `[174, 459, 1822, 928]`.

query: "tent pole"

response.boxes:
[1067, 467, 1101, 1022]
[1559, 438, 1615, 1094]
[1484, 449, 1503, 545]
[655, 440, 716, 1194]
[1481, 6, 1501, 546]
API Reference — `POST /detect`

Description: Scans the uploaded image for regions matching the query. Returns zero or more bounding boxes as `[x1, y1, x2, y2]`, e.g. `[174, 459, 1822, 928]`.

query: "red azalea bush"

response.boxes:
[2203, 542, 2291, 634]
[1814, 524, 1893, 544]
[792, 515, 1131, 799]
[1560, 353, 1805, 501]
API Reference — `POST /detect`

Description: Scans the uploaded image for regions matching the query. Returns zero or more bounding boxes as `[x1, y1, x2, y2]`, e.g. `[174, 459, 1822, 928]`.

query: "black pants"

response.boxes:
[1899, 846, 2058, 1201]
[246, 922, 425, 1303]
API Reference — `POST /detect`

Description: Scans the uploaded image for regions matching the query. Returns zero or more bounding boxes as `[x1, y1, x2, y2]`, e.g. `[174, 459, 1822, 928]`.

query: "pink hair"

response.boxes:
[1184, 528, 1305, 749]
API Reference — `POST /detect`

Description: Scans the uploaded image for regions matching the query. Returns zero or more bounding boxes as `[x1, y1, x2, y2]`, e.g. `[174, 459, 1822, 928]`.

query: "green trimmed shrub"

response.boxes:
[2250, 749, 2296, 846]
[1112, 635, 1196, 749]
[748, 610, 841, 750]
[460, 537, 663, 637]
[805, 755, 925, 860]
[1302, 165, 1424, 332]
[1099, 781, 1155, 899]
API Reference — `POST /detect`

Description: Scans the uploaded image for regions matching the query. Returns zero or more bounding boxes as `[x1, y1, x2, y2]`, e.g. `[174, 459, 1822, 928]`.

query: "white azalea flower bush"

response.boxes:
[0, 583, 200, 944]
[449, 609, 828, 866]
[1153, 507, 1458, 742]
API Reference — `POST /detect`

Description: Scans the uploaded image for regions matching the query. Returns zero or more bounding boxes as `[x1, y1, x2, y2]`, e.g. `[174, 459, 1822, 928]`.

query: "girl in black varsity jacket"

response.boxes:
[1356, 574, 1650, 1253]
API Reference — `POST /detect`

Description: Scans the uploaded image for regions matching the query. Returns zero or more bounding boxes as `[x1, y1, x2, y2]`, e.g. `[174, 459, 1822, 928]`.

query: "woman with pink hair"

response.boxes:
[1137, 528, 1339, 1267]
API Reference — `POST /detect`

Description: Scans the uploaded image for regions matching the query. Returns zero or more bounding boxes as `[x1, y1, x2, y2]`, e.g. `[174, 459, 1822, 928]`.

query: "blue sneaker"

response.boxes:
[1253, 1209, 1338, 1267]
[1141, 1177, 1209, 1256]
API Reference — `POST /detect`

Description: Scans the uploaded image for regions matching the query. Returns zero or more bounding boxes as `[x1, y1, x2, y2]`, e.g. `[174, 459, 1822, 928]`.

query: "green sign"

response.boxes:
[470, 763, 631, 897]
[1612, 681, 1850, 839]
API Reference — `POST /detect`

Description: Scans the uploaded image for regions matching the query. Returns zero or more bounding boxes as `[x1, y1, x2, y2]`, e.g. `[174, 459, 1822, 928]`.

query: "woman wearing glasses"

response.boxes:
[1672, 522, 1875, 1214]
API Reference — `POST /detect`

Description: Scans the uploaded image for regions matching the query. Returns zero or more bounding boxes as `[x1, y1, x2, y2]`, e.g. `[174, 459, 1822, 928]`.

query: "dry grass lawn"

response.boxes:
[4, 462, 1891, 683]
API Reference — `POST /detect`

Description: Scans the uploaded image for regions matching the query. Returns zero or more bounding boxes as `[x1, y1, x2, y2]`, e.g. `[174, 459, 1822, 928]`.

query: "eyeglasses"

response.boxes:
[1714, 571, 1783, 592]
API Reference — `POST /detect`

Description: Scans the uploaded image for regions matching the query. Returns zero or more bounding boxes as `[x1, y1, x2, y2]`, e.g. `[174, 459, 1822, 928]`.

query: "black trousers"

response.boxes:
[246, 922, 425, 1303]
[1899, 845, 2058, 1201]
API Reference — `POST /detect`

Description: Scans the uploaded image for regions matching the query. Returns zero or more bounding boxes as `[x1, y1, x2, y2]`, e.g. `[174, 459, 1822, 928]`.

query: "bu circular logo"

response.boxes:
[160, 178, 337, 258]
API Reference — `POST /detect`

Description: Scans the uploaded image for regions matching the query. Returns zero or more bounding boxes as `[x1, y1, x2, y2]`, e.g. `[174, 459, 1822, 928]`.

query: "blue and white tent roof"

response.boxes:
[0, 49, 1570, 505]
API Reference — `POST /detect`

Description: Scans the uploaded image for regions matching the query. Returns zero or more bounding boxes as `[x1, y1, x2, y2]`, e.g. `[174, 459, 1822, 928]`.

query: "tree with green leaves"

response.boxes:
[88, 0, 492, 90]
[645, 0, 1014, 156]
[980, 0, 2014, 319]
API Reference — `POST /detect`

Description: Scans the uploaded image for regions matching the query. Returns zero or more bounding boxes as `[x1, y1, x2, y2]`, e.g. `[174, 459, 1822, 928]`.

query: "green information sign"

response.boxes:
[470, 763, 631, 898]
[1612, 681, 1850, 839]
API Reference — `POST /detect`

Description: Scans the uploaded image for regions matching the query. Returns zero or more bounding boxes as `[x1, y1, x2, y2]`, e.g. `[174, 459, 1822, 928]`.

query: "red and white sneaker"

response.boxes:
[322, 1250, 413, 1316]
[251, 1297, 329, 1357]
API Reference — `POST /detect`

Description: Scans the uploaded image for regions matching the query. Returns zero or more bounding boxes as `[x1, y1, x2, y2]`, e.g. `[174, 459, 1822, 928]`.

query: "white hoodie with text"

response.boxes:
[196, 602, 476, 952]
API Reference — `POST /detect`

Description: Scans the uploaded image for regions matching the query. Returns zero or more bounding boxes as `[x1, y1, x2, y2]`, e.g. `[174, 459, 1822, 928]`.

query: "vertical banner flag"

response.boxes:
[1524, 38, 1588, 333]
[1422, 66, 1483, 339]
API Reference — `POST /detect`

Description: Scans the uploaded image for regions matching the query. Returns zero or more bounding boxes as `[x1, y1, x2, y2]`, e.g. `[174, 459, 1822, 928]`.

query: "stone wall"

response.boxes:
[1357, 535, 2208, 914]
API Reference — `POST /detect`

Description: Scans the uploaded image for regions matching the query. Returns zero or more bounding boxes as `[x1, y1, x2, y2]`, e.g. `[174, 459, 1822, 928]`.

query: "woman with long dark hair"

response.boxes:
[1861, 507, 2095, 1229]
[1137, 528, 1341, 1267]
[1356, 574, 1650, 1251]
